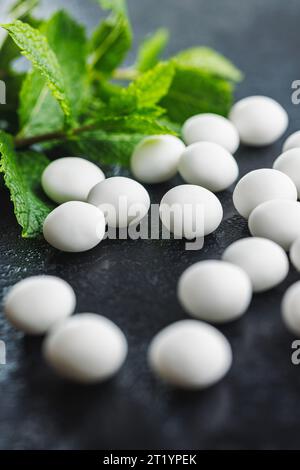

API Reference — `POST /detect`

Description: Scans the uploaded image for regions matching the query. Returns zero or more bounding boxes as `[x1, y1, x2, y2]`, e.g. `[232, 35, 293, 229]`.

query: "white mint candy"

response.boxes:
[43, 314, 128, 383]
[159, 184, 223, 239]
[282, 282, 300, 335]
[88, 176, 150, 228]
[178, 141, 239, 192]
[233, 168, 297, 219]
[42, 157, 105, 204]
[43, 201, 105, 252]
[282, 131, 300, 152]
[273, 148, 300, 198]
[131, 135, 185, 184]
[148, 319, 232, 389]
[4, 276, 76, 335]
[248, 200, 300, 251]
[222, 237, 289, 292]
[229, 96, 288, 146]
[289, 237, 300, 271]
[178, 260, 252, 323]
[182, 113, 240, 154]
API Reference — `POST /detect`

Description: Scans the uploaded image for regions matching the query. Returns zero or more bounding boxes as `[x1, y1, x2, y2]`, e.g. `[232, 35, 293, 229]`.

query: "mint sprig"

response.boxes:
[0, 0, 242, 238]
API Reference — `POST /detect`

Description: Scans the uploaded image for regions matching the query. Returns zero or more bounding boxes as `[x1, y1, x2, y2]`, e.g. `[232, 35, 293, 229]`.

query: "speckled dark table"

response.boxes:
[1, 0, 300, 450]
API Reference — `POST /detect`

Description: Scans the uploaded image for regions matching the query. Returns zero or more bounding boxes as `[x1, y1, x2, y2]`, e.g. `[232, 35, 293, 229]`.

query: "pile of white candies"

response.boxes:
[4, 95, 300, 389]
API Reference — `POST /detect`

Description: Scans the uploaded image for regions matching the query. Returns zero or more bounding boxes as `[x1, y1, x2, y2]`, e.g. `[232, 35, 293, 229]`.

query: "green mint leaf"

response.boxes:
[108, 89, 139, 115]
[89, 0, 132, 77]
[94, 114, 176, 135]
[1, 20, 73, 127]
[19, 72, 63, 138]
[174, 47, 243, 82]
[67, 130, 143, 167]
[44, 11, 87, 115]
[0, 3, 40, 119]
[129, 61, 174, 108]
[74, 67, 175, 166]
[94, 79, 124, 104]
[0, 131, 53, 237]
[136, 28, 169, 72]
[89, 62, 176, 137]
[160, 64, 233, 124]
[18, 11, 88, 138]
[110, 61, 174, 114]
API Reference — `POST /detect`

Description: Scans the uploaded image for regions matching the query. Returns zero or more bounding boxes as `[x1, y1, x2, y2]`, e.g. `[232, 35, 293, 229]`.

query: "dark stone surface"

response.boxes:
[1, 0, 300, 450]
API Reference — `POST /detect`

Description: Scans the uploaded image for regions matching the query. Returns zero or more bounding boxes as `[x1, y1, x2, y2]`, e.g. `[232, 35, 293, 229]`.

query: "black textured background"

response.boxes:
[1, 0, 300, 450]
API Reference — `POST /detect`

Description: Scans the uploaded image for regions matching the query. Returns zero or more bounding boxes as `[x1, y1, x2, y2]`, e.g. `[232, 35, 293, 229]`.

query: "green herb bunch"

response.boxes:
[0, 0, 242, 238]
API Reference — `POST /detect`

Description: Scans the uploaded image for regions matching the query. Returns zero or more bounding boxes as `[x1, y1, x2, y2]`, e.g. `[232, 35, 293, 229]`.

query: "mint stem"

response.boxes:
[14, 123, 97, 149]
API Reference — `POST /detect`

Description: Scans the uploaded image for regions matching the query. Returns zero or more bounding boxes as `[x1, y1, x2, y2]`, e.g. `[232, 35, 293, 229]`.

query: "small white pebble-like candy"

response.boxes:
[4, 276, 76, 335]
[282, 282, 300, 335]
[273, 148, 300, 198]
[131, 135, 185, 184]
[148, 319, 232, 389]
[159, 184, 223, 239]
[233, 169, 297, 219]
[229, 96, 288, 146]
[178, 142, 239, 192]
[42, 157, 105, 204]
[43, 314, 127, 383]
[222, 237, 289, 292]
[248, 200, 300, 251]
[290, 236, 300, 271]
[88, 176, 150, 228]
[282, 130, 300, 152]
[178, 260, 252, 323]
[43, 201, 105, 252]
[182, 113, 240, 154]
